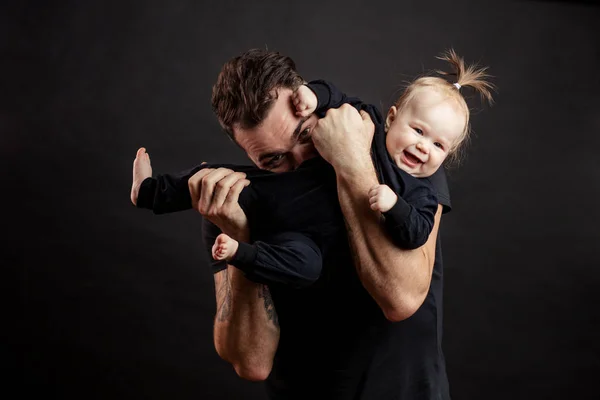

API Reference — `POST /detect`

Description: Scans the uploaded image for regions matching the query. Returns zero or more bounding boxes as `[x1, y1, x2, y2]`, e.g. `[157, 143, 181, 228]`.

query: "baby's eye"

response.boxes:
[434, 142, 444, 150]
[413, 127, 423, 135]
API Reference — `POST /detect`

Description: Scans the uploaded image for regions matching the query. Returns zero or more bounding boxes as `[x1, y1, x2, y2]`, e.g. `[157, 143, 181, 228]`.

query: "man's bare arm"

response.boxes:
[189, 167, 280, 381]
[130, 152, 280, 381]
[312, 105, 441, 322]
[213, 266, 279, 381]
[336, 162, 442, 322]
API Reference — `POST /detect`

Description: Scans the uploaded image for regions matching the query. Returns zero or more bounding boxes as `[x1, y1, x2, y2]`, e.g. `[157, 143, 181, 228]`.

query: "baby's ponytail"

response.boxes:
[436, 48, 495, 105]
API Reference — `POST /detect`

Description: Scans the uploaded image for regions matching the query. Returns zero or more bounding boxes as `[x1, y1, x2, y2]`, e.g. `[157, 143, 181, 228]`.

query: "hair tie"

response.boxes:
[453, 82, 461, 90]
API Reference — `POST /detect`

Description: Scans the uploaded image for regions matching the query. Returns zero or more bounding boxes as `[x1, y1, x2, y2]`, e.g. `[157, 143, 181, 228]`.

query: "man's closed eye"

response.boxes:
[265, 154, 285, 168]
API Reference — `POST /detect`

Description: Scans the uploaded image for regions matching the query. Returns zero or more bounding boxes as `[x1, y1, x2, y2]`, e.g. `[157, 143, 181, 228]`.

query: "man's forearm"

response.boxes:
[213, 266, 279, 381]
[335, 162, 440, 322]
[212, 228, 279, 381]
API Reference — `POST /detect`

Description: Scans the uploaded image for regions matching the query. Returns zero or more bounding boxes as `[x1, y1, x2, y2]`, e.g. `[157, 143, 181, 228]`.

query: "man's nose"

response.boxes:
[291, 143, 319, 169]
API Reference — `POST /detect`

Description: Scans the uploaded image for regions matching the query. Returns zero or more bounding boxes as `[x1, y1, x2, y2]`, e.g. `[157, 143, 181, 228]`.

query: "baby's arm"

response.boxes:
[292, 80, 364, 117]
[369, 184, 398, 213]
[374, 177, 439, 250]
[214, 231, 323, 289]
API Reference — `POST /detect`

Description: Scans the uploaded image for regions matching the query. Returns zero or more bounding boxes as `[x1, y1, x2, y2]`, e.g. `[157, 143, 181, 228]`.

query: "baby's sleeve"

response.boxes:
[382, 178, 439, 250]
[136, 165, 207, 214]
[307, 80, 362, 117]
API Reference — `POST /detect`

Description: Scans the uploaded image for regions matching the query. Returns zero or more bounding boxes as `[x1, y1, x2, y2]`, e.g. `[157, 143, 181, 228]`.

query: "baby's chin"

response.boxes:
[413, 165, 439, 178]
[409, 169, 432, 178]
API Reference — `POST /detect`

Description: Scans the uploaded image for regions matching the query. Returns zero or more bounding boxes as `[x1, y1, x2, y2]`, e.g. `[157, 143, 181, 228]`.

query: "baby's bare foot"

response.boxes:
[212, 233, 239, 261]
[131, 147, 152, 206]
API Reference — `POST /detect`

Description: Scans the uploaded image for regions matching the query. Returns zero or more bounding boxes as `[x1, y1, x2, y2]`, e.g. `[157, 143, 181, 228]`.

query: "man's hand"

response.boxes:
[188, 167, 251, 240]
[292, 85, 317, 117]
[368, 184, 398, 213]
[311, 104, 375, 173]
[131, 147, 152, 206]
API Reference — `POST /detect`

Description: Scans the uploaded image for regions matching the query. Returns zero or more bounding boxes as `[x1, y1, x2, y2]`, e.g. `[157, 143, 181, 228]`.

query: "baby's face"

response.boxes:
[385, 88, 466, 178]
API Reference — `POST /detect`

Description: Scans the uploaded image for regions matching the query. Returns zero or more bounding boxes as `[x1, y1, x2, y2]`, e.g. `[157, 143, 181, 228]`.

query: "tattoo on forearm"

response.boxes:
[216, 269, 232, 322]
[259, 285, 279, 327]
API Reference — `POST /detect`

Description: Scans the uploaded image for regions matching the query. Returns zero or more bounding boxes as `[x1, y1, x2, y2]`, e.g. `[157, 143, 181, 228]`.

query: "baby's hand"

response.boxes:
[292, 85, 317, 117]
[369, 184, 398, 213]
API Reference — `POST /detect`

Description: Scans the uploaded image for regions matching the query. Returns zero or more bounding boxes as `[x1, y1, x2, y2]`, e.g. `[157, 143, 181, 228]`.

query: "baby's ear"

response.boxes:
[385, 106, 398, 130]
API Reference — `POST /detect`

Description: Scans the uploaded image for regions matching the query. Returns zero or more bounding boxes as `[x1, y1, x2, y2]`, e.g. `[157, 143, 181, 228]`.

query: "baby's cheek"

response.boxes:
[428, 155, 445, 173]
[438, 152, 449, 166]
[386, 133, 403, 155]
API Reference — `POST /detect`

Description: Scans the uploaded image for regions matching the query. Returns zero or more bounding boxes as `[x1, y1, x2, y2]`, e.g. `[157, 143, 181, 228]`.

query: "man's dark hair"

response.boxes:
[211, 49, 304, 140]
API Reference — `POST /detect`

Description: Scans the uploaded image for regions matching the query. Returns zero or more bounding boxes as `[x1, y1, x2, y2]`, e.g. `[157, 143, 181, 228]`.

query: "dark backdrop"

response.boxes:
[6, 0, 599, 399]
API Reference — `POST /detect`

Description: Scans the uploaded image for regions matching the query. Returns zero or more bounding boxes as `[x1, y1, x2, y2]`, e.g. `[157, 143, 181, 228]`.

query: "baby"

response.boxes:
[132, 49, 493, 287]
[210, 49, 494, 265]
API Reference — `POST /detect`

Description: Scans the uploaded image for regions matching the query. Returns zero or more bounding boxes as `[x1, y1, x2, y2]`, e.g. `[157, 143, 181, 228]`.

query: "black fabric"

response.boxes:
[380, 168, 439, 249]
[230, 232, 323, 289]
[138, 163, 266, 215]
[141, 156, 343, 285]
[264, 81, 452, 400]
[136, 80, 453, 399]
[138, 81, 446, 282]
[308, 80, 442, 249]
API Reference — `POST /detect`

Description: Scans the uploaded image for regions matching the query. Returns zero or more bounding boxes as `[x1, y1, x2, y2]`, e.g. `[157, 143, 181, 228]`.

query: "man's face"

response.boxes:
[233, 88, 319, 173]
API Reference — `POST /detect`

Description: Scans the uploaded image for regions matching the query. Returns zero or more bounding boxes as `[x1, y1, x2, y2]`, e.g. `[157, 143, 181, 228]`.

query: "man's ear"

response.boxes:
[385, 106, 398, 131]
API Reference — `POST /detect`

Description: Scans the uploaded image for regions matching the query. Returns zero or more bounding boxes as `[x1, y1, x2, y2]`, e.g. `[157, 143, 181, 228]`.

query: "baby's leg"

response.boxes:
[239, 232, 323, 288]
[212, 233, 240, 261]
[209, 231, 322, 288]
[131, 147, 153, 206]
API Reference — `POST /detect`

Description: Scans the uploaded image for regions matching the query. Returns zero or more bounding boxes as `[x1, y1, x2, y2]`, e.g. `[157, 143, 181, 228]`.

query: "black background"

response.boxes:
[7, 0, 599, 399]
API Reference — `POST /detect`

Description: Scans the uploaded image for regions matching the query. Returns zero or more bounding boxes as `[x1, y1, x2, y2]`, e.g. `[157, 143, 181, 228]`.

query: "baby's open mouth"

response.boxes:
[403, 151, 423, 165]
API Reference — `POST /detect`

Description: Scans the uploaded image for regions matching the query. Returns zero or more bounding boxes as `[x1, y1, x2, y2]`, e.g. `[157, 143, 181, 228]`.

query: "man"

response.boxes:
[132, 49, 451, 399]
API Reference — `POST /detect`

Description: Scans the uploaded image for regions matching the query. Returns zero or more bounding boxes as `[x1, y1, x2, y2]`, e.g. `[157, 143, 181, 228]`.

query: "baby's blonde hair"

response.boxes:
[393, 49, 495, 166]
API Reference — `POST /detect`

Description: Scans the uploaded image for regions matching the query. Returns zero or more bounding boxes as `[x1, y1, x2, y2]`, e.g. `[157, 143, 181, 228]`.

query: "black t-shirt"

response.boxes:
[137, 82, 440, 287]
[197, 157, 451, 400]
[137, 82, 452, 399]
[244, 170, 451, 400]
[251, 83, 452, 399]
[139, 156, 349, 287]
